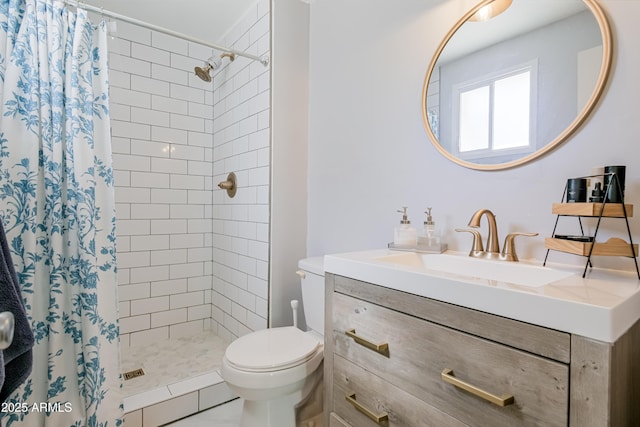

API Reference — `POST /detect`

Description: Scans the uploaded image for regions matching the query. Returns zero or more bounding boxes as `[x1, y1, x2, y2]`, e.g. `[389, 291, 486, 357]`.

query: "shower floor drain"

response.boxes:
[123, 368, 145, 381]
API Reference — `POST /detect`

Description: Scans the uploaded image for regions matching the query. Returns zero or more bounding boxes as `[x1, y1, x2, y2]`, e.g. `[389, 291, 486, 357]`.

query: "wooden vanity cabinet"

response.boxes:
[324, 273, 640, 427]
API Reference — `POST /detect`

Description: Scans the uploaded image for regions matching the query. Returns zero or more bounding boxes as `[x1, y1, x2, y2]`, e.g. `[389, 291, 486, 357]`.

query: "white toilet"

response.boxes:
[221, 257, 325, 427]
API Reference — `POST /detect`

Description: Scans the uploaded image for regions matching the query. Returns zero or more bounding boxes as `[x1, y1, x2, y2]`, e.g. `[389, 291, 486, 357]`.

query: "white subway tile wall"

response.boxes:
[211, 0, 271, 342]
[111, 0, 270, 347]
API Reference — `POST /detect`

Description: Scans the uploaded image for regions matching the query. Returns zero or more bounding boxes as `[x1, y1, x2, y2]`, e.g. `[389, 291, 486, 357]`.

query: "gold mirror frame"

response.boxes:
[421, 0, 613, 171]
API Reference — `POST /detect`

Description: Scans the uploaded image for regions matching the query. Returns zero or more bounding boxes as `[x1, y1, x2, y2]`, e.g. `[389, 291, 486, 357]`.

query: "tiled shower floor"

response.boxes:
[121, 329, 228, 396]
[120, 330, 237, 427]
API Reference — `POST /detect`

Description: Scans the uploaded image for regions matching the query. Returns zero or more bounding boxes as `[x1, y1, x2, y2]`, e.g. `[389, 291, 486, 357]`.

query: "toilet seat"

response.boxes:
[225, 327, 320, 372]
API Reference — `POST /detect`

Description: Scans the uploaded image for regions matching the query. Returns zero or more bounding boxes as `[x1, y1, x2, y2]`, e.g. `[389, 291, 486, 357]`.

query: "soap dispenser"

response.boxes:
[418, 207, 441, 248]
[394, 207, 417, 246]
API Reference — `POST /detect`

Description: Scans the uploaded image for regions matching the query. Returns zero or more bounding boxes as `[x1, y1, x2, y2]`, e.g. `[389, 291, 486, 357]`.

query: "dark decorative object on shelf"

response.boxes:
[604, 165, 625, 203]
[566, 178, 587, 203]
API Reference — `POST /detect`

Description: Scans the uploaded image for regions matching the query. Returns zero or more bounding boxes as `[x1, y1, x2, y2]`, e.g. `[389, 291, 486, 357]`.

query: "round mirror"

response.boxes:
[422, 0, 612, 170]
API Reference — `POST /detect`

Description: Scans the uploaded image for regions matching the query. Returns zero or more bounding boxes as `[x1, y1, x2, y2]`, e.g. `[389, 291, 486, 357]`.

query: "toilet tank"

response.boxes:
[298, 257, 325, 335]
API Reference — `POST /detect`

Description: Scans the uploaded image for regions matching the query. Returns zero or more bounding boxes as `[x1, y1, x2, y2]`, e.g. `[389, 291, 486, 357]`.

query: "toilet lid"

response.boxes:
[225, 327, 320, 372]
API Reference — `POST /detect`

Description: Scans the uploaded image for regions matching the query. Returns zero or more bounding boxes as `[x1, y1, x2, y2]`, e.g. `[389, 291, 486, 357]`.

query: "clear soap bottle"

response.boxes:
[418, 207, 441, 248]
[394, 207, 417, 246]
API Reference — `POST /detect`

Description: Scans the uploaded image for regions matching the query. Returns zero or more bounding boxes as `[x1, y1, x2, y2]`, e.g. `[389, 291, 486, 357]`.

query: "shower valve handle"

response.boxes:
[218, 172, 237, 198]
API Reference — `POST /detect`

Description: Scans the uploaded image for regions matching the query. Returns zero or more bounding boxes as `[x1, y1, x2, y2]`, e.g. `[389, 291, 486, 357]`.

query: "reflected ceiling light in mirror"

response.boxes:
[469, 0, 513, 22]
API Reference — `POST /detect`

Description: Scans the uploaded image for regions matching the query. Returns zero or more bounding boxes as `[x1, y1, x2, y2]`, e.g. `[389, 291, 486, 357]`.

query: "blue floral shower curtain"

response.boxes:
[0, 0, 122, 426]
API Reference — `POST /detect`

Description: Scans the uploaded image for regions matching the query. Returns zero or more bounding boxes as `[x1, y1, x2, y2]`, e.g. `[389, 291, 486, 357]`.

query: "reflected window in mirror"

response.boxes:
[454, 64, 536, 161]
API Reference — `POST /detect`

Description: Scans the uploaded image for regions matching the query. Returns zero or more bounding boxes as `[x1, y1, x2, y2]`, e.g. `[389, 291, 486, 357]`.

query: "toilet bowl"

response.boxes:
[221, 257, 325, 427]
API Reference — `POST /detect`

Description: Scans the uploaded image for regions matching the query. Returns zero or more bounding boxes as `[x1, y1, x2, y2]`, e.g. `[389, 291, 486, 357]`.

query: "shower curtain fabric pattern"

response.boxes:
[0, 0, 122, 425]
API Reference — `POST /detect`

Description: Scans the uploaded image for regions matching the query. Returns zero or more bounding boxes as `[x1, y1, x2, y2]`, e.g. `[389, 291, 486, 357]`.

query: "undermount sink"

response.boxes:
[374, 252, 575, 287]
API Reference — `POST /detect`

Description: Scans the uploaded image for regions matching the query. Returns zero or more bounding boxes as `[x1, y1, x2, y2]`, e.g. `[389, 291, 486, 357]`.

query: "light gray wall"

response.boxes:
[307, 0, 640, 272]
[270, 0, 311, 328]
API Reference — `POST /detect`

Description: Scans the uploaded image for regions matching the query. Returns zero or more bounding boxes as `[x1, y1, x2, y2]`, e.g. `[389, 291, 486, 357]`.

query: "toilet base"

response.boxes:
[232, 360, 324, 427]
[240, 392, 298, 427]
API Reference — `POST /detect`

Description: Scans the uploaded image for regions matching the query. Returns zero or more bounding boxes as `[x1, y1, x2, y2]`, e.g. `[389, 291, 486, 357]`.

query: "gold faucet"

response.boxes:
[457, 209, 538, 261]
[468, 209, 500, 258]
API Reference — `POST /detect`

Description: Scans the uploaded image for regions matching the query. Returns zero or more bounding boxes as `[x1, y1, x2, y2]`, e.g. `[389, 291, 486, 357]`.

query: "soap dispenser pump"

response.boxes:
[418, 207, 441, 248]
[394, 207, 417, 246]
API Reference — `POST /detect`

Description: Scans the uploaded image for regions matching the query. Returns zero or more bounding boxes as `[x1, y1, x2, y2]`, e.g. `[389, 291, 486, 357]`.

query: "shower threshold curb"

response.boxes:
[122, 369, 237, 427]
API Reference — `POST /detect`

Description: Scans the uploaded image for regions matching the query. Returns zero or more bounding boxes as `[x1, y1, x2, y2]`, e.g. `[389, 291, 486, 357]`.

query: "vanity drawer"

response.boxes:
[329, 412, 351, 427]
[332, 292, 569, 427]
[332, 354, 467, 427]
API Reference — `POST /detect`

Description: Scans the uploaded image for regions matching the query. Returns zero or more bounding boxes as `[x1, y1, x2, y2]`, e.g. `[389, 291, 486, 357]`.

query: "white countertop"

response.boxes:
[324, 249, 640, 343]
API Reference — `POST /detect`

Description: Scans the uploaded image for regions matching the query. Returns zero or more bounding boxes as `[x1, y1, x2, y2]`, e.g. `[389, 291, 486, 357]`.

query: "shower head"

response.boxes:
[194, 52, 236, 82]
[194, 64, 213, 82]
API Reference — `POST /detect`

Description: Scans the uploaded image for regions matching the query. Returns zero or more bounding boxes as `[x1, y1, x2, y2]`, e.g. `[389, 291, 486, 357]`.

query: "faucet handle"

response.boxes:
[501, 232, 538, 262]
[455, 228, 484, 257]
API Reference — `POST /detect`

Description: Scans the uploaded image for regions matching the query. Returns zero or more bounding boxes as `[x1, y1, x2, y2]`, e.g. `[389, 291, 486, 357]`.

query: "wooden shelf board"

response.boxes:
[551, 203, 633, 218]
[545, 237, 638, 257]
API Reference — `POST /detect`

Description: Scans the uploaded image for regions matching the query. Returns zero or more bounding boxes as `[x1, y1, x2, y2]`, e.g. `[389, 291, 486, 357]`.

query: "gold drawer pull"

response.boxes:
[345, 328, 389, 356]
[441, 369, 514, 407]
[345, 393, 389, 423]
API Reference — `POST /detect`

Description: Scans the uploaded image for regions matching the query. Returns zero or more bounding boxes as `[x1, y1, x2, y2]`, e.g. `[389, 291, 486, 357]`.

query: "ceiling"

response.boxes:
[440, 0, 588, 63]
[83, 0, 258, 43]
